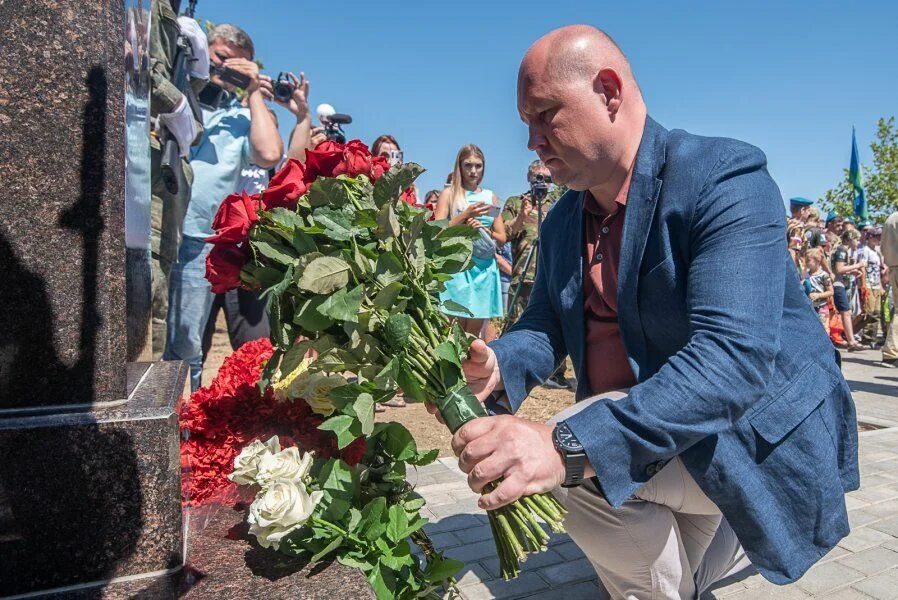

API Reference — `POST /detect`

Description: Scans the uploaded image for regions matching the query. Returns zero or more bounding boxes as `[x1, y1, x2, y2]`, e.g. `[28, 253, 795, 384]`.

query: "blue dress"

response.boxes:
[440, 189, 504, 319]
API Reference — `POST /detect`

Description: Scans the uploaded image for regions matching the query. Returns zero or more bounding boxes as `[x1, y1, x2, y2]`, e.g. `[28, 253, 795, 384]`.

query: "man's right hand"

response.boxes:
[224, 57, 261, 94]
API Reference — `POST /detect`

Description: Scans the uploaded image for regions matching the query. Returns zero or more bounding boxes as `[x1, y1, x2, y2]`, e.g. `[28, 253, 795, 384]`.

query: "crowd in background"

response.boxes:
[130, 4, 897, 406]
[787, 197, 897, 367]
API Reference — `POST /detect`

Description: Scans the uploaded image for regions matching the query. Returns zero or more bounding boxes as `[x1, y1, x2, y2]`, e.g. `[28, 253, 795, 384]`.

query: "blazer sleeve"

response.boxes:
[564, 144, 786, 507]
[489, 229, 568, 412]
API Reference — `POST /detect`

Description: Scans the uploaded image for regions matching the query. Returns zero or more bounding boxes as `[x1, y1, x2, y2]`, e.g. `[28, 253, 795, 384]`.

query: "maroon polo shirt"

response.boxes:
[582, 175, 637, 394]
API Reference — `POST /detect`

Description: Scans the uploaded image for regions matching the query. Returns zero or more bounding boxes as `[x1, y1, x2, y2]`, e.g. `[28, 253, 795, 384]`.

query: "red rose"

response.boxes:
[263, 159, 310, 210]
[369, 155, 391, 182]
[205, 243, 247, 294]
[206, 192, 259, 244]
[305, 140, 345, 180]
[400, 186, 417, 206]
[334, 139, 373, 179]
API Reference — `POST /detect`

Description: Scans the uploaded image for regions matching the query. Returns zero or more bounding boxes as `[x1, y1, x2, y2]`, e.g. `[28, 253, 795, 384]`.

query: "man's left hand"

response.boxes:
[452, 415, 565, 510]
[274, 72, 310, 120]
[224, 57, 261, 94]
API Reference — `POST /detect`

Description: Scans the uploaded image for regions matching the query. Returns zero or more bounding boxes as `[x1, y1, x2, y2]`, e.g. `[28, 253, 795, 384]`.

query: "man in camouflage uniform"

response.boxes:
[149, 0, 207, 358]
[502, 160, 565, 321]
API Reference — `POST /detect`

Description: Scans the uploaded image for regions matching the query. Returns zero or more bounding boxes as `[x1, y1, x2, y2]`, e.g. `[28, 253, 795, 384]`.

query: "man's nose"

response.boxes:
[527, 126, 547, 151]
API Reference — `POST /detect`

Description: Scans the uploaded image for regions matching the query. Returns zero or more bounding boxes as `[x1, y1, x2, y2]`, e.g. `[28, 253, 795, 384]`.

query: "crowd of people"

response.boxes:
[130, 5, 896, 407]
[131, 8, 566, 397]
[787, 197, 897, 366]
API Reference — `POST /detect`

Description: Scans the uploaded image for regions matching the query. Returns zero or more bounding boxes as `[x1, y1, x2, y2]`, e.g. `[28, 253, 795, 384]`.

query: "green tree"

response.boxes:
[820, 117, 898, 222]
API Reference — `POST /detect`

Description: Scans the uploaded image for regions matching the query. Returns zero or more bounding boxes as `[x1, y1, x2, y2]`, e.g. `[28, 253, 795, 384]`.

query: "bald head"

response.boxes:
[521, 25, 637, 93]
[518, 25, 646, 198]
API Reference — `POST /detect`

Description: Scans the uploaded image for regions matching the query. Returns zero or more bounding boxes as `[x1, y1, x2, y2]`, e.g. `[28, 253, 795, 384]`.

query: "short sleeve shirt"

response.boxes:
[831, 245, 854, 287]
[182, 96, 252, 240]
[858, 245, 883, 289]
[804, 270, 832, 308]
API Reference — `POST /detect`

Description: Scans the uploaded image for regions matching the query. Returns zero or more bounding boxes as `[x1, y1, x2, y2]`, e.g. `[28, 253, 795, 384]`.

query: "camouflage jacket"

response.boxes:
[501, 187, 565, 284]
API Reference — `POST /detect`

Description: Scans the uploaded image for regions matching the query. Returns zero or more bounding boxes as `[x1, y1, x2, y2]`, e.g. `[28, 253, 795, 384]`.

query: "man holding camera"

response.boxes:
[164, 23, 284, 391]
[501, 160, 560, 321]
[444, 26, 857, 598]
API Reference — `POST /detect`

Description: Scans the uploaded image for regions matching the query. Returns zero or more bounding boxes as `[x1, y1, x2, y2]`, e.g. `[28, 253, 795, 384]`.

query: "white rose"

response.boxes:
[301, 373, 347, 417]
[256, 446, 314, 488]
[247, 480, 324, 550]
[229, 435, 281, 485]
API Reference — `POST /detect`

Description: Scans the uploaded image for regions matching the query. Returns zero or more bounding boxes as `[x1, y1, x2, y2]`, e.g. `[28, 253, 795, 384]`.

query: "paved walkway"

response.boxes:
[415, 348, 898, 599]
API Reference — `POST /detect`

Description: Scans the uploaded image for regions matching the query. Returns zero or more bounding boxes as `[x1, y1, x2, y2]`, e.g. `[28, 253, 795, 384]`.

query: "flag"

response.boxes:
[850, 127, 869, 220]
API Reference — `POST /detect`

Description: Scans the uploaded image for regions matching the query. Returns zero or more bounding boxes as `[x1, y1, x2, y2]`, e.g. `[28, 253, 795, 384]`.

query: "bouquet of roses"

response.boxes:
[207, 139, 566, 591]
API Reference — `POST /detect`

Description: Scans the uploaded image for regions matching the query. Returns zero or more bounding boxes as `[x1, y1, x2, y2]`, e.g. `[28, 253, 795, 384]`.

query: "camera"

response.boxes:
[530, 173, 552, 202]
[316, 103, 353, 144]
[208, 63, 252, 89]
[273, 72, 294, 103]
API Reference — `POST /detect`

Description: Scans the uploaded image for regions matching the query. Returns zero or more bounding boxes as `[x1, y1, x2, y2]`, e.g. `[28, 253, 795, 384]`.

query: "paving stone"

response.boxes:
[838, 546, 898, 576]
[445, 539, 500, 563]
[839, 527, 898, 552]
[861, 473, 898, 488]
[416, 480, 473, 496]
[453, 562, 493, 587]
[554, 540, 587, 560]
[426, 468, 466, 485]
[481, 549, 564, 578]
[846, 495, 872, 510]
[864, 500, 898, 520]
[536, 556, 595, 586]
[819, 545, 852, 563]
[430, 497, 484, 518]
[738, 572, 769, 588]
[459, 572, 549, 599]
[721, 583, 811, 599]
[882, 537, 898, 554]
[426, 513, 482, 534]
[526, 579, 608, 600]
[851, 567, 898, 599]
[423, 493, 455, 507]
[429, 531, 462, 549]
[546, 532, 571, 546]
[794, 560, 867, 595]
[454, 524, 494, 545]
[850, 508, 883, 528]
[817, 587, 878, 599]
[708, 577, 748, 597]
[871, 516, 898, 538]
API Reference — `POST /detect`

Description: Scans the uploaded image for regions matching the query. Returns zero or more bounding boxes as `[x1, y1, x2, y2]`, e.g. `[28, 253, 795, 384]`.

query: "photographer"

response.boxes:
[501, 160, 559, 321]
[164, 23, 283, 391]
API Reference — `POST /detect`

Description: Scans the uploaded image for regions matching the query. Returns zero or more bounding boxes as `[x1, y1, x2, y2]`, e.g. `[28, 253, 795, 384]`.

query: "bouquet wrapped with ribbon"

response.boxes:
[206, 139, 566, 587]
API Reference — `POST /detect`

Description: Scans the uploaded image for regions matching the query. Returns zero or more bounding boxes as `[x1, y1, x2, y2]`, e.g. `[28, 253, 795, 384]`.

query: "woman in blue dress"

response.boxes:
[434, 144, 506, 339]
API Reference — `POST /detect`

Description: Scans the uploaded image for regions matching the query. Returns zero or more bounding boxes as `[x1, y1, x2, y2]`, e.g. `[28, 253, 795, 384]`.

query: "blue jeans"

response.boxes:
[163, 235, 214, 391]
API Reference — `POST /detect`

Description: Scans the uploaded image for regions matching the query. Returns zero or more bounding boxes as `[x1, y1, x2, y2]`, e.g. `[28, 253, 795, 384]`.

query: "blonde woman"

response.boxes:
[434, 145, 506, 338]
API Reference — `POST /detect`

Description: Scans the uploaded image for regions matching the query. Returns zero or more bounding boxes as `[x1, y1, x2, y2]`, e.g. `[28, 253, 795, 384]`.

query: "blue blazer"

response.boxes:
[491, 116, 859, 584]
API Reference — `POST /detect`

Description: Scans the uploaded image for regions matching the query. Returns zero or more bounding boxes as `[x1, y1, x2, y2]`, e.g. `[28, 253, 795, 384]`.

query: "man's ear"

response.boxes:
[594, 68, 623, 119]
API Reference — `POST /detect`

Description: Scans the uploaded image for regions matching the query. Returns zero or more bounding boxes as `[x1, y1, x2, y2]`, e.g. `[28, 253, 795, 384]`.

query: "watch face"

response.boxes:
[556, 423, 582, 452]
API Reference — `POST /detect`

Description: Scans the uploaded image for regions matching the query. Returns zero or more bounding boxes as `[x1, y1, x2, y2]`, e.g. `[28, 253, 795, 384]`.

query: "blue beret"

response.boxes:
[789, 197, 813, 207]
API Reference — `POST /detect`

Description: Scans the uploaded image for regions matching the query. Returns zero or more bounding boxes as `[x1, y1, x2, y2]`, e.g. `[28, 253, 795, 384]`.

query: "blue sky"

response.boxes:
[201, 0, 897, 208]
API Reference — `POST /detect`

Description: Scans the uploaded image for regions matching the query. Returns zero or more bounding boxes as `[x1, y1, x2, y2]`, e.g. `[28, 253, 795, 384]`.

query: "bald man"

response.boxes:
[445, 25, 858, 598]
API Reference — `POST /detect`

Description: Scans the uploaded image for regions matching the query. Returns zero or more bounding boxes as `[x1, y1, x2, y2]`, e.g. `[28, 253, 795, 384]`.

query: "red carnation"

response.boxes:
[305, 140, 345, 181]
[206, 243, 247, 294]
[207, 191, 259, 244]
[263, 159, 310, 210]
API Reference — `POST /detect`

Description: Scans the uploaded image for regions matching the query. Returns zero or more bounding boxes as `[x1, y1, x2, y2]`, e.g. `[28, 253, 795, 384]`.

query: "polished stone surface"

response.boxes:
[176, 504, 375, 600]
[0, 361, 187, 597]
[0, 0, 127, 409]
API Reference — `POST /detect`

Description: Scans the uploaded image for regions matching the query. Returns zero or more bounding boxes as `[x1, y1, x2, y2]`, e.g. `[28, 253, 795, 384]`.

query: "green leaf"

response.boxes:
[386, 504, 410, 544]
[319, 414, 361, 449]
[402, 496, 426, 512]
[367, 562, 393, 600]
[291, 229, 317, 254]
[375, 422, 418, 461]
[297, 256, 351, 294]
[379, 542, 414, 570]
[424, 557, 464, 583]
[319, 458, 357, 520]
[309, 535, 344, 563]
[373, 281, 405, 309]
[251, 239, 298, 266]
[433, 340, 461, 368]
[411, 448, 439, 466]
[375, 204, 400, 241]
[292, 295, 335, 332]
[258, 348, 284, 393]
[313, 206, 356, 241]
[396, 359, 427, 403]
[307, 176, 350, 207]
[408, 237, 425, 274]
[360, 496, 389, 541]
[442, 299, 473, 317]
[374, 252, 405, 286]
[317, 284, 365, 322]
[354, 393, 375, 436]
[372, 162, 425, 208]
[382, 313, 412, 351]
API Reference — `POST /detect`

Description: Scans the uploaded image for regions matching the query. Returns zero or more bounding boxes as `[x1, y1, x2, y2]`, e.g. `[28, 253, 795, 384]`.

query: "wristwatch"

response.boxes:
[552, 421, 586, 488]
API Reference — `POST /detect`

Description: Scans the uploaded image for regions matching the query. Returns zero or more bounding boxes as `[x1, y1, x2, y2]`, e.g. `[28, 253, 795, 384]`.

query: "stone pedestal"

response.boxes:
[0, 361, 188, 597]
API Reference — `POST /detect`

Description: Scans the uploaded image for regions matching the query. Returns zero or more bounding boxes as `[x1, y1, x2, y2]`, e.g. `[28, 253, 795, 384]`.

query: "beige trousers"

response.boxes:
[550, 393, 750, 600]
[883, 267, 898, 361]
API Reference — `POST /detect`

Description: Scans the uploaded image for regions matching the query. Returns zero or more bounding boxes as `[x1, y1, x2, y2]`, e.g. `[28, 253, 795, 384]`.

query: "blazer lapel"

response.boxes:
[617, 116, 667, 380]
